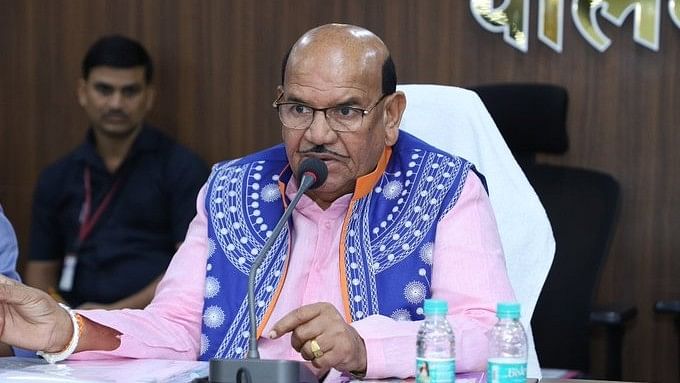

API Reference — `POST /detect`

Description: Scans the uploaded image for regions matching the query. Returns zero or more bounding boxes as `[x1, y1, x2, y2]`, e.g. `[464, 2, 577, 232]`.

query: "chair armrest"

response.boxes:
[654, 300, 680, 315]
[588, 304, 637, 380]
[590, 304, 638, 326]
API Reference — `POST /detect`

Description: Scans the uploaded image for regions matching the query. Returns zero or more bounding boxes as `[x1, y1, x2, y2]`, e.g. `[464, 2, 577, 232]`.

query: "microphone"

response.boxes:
[247, 158, 327, 359]
[209, 158, 328, 383]
[297, 157, 328, 191]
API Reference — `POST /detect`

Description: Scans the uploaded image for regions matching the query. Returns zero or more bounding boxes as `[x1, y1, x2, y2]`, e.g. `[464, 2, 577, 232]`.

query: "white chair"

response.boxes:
[397, 84, 555, 379]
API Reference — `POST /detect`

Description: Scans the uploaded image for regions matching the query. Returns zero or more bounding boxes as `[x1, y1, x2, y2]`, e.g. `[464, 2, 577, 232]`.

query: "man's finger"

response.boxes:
[0, 282, 43, 304]
[267, 303, 325, 339]
[290, 316, 330, 351]
[298, 339, 315, 361]
[0, 283, 20, 302]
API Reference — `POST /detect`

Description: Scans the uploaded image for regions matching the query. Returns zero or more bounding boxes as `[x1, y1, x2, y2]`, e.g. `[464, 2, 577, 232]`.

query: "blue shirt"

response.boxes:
[0, 204, 21, 281]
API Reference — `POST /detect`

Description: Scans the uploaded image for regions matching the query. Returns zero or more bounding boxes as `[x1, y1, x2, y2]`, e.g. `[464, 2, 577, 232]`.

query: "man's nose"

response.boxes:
[305, 110, 336, 143]
[107, 91, 124, 108]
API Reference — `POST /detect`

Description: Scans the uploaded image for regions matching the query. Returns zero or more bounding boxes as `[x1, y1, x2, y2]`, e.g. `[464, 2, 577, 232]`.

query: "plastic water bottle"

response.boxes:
[416, 299, 455, 383]
[487, 302, 528, 383]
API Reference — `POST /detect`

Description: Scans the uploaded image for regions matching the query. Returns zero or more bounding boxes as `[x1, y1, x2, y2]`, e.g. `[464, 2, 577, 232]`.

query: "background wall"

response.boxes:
[0, 1, 677, 381]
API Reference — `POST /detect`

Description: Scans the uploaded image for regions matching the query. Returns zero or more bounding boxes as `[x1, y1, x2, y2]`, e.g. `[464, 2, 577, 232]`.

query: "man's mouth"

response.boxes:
[298, 147, 349, 160]
[103, 112, 129, 123]
[304, 153, 338, 162]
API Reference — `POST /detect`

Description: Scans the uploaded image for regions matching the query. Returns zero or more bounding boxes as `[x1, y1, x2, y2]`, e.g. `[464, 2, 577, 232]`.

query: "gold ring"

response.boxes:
[310, 339, 324, 359]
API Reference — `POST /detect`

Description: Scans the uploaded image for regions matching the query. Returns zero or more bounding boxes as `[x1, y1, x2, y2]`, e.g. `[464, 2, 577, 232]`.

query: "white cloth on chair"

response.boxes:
[397, 84, 555, 379]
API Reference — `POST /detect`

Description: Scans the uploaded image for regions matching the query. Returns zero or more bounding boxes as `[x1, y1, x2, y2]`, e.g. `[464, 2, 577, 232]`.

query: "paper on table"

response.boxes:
[0, 357, 208, 382]
[348, 370, 487, 383]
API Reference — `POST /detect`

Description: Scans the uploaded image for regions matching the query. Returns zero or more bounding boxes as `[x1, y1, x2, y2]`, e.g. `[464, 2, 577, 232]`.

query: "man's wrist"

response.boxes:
[349, 335, 367, 377]
[47, 303, 75, 353]
[37, 303, 82, 363]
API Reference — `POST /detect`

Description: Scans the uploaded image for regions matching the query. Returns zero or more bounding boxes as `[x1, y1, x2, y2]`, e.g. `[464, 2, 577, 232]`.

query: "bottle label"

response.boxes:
[416, 357, 455, 383]
[487, 358, 527, 383]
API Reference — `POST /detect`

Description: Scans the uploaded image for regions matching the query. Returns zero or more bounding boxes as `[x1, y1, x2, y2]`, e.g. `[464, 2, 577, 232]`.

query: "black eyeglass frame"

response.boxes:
[272, 93, 388, 131]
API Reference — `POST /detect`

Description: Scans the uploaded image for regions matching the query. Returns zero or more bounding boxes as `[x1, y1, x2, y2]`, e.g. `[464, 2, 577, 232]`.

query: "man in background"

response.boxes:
[25, 35, 209, 310]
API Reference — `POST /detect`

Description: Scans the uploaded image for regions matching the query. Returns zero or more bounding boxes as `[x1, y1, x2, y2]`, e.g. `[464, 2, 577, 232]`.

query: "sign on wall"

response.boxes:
[471, 0, 680, 52]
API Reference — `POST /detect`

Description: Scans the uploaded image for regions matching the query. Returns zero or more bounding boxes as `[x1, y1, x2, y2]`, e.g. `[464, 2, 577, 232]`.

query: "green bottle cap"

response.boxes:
[423, 299, 449, 315]
[497, 302, 521, 319]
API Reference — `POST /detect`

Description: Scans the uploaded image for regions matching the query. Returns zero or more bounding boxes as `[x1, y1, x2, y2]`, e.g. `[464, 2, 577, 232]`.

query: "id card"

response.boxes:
[58, 254, 78, 292]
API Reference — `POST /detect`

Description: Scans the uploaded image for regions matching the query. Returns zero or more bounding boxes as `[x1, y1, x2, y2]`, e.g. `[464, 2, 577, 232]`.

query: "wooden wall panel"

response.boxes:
[0, 1, 677, 381]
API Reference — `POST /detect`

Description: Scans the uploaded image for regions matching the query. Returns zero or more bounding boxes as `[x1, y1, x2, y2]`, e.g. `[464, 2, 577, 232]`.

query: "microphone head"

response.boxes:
[298, 158, 328, 190]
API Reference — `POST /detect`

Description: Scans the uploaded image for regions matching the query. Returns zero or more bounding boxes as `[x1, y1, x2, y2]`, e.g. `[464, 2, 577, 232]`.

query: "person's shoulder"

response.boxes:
[31, 148, 84, 200]
[144, 125, 207, 166]
[37, 147, 83, 183]
[395, 130, 470, 164]
[394, 130, 484, 188]
[166, 140, 205, 165]
[143, 126, 190, 153]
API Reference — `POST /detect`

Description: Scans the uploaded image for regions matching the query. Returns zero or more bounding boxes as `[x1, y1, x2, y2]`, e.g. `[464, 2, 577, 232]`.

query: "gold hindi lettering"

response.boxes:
[470, 0, 676, 52]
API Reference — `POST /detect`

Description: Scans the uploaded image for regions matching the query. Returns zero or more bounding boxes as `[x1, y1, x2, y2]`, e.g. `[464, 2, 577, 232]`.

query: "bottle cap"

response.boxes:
[423, 299, 448, 315]
[497, 302, 521, 319]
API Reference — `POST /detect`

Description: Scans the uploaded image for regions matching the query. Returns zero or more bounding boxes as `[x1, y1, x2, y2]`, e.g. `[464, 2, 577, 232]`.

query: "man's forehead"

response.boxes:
[283, 63, 378, 103]
[290, 36, 383, 70]
[283, 81, 369, 103]
[285, 51, 381, 98]
[86, 66, 147, 84]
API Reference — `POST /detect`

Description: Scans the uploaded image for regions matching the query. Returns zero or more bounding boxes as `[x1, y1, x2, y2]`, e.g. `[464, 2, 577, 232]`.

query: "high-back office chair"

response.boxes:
[470, 83, 635, 380]
[397, 84, 556, 380]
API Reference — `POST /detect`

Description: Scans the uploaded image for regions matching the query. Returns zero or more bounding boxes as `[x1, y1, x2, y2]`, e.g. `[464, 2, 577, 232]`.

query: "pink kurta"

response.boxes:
[73, 171, 515, 379]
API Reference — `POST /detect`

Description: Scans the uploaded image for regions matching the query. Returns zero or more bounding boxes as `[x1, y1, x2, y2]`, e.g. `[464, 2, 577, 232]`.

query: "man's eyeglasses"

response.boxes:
[273, 93, 387, 132]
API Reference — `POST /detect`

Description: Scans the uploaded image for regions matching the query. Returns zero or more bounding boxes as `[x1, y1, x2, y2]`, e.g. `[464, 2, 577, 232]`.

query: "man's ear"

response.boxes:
[145, 86, 156, 112]
[276, 85, 285, 140]
[383, 91, 407, 146]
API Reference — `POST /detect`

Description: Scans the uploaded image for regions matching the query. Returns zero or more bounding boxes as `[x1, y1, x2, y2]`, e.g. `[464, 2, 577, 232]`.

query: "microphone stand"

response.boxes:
[209, 168, 322, 383]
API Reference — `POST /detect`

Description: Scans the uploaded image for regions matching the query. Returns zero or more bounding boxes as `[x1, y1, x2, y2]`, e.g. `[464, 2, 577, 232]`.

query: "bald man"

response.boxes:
[0, 24, 514, 380]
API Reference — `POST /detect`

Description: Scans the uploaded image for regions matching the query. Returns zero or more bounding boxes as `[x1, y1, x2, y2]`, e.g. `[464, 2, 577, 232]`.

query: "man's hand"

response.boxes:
[268, 302, 367, 375]
[0, 275, 73, 353]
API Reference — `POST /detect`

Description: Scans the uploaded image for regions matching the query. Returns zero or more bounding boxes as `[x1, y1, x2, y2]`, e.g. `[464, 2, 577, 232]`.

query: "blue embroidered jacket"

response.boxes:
[199, 131, 478, 360]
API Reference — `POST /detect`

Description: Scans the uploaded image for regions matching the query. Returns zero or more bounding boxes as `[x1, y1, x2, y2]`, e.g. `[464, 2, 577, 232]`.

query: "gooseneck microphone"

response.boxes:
[209, 158, 327, 383]
[247, 157, 328, 359]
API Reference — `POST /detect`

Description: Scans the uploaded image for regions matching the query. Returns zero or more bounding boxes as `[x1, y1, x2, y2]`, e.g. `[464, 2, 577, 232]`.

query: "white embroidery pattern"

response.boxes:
[209, 162, 287, 277]
[391, 308, 412, 321]
[344, 150, 467, 321]
[419, 242, 434, 265]
[344, 198, 378, 317]
[404, 281, 427, 304]
[371, 152, 461, 272]
[200, 334, 210, 356]
[214, 295, 250, 359]
[205, 276, 220, 299]
[207, 160, 291, 360]
[203, 306, 226, 328]
[382, 180, 403, 200]
[261, 183, 280, 202]
[207, 238, 216, 258]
